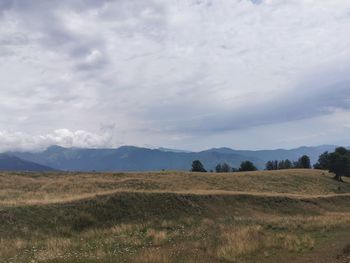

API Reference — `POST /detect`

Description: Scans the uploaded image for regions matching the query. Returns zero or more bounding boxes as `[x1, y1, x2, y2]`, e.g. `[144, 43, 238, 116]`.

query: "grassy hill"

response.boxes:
[0, 169, 350, 262]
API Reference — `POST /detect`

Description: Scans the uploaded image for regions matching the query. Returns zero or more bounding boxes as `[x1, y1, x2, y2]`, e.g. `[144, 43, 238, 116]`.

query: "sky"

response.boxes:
[1, 0, 350, 152]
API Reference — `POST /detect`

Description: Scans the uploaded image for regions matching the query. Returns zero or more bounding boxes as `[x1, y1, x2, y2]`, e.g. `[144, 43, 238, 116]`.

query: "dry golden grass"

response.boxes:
[0, 239, 28, 259]
[0, 169, 349, 206]
[216, 224, 315, 262]
[35, 238, 72, 261]
[146, 229, 168, 246]
[110, 223, 139, 235]
[217, 225, 265, 261]
[133, 248, 171, 263]
[249, 212, 350, 231]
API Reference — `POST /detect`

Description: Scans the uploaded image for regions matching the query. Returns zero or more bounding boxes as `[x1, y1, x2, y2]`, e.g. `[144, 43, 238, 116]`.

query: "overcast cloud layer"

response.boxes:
[1, 0, 350, 152]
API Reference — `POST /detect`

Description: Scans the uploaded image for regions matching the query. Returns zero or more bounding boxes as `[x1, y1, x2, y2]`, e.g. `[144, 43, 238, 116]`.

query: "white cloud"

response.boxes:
[0, 128, 114, 152]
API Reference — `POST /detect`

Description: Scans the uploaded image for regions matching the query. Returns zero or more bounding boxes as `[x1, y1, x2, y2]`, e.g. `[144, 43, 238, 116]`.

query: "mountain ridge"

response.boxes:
[5, 144, 339, 172]
[0, 154, 57, 172]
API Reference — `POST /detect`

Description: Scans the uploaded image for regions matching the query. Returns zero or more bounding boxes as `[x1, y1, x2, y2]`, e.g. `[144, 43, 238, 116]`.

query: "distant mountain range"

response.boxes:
[0, 154, 56, 172]
[2, 144, 338, 172]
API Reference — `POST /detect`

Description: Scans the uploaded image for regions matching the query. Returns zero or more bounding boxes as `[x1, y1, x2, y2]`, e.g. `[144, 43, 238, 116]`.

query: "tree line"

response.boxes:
[190, 146, 350, 182]
[191, 160, 258, 173]
[265, 155, 311, 170]
[190, 155, 310, 173]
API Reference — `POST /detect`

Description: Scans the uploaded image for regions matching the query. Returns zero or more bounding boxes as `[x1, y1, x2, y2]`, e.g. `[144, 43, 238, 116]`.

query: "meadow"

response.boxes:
[0, 169, 350, 262]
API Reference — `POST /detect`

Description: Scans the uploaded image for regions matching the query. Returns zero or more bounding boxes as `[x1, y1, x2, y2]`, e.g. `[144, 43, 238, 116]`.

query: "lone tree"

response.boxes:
[296, 155, 311, 169]
[191, 160, 207, 172]
[328, 147, 350, 182]
[239, 161, 257, 171]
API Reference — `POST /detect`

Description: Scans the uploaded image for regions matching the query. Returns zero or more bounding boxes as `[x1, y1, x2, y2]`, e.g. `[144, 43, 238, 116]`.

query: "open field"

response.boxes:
[0, 169, 350, 262]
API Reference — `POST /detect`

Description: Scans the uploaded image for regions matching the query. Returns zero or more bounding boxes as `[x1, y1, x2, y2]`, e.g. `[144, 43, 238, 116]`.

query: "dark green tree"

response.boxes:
[278, 159, 292, 169]
[314, 151, 330, 170]
[216, 162, 231, 173]
[215, 163, 222, 173]
[266, 159, 293, 170]
[239, 161, 257, 171]
[278, 160, 286, 170]
[297, 155, 311, 169]
[191, 160, 207, 172]
[328, 147, 350, 182]
[284, 159, 292, 169]
[293, 160, 300, 168]
[221, 162, 231, 173]
[265, 161, 275, 170]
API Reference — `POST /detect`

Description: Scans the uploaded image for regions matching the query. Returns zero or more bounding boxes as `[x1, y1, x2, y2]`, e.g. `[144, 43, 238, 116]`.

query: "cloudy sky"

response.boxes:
[1, 0, 350, 152]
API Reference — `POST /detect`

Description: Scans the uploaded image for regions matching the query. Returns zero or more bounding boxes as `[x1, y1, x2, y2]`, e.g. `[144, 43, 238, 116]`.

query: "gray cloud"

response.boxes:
[0, 0, 12, 16]
[1, 0, 350, 151]
[0, 32, 28, 46]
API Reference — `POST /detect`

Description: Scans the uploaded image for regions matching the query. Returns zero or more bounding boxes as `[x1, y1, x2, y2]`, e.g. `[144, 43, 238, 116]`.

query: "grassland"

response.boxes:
[0, 169, 350, 262]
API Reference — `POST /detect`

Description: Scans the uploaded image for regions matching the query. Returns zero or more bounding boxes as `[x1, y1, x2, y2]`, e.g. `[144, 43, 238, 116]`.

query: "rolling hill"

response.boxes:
[0, 169, 349, 262]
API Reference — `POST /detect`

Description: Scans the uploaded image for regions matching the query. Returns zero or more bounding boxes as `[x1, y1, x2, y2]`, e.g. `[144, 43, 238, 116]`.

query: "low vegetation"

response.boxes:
[0, 169, 349, 262]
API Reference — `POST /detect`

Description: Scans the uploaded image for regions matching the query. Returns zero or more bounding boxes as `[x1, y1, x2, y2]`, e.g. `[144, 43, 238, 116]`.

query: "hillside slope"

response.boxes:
[0, 154, 56, 172]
